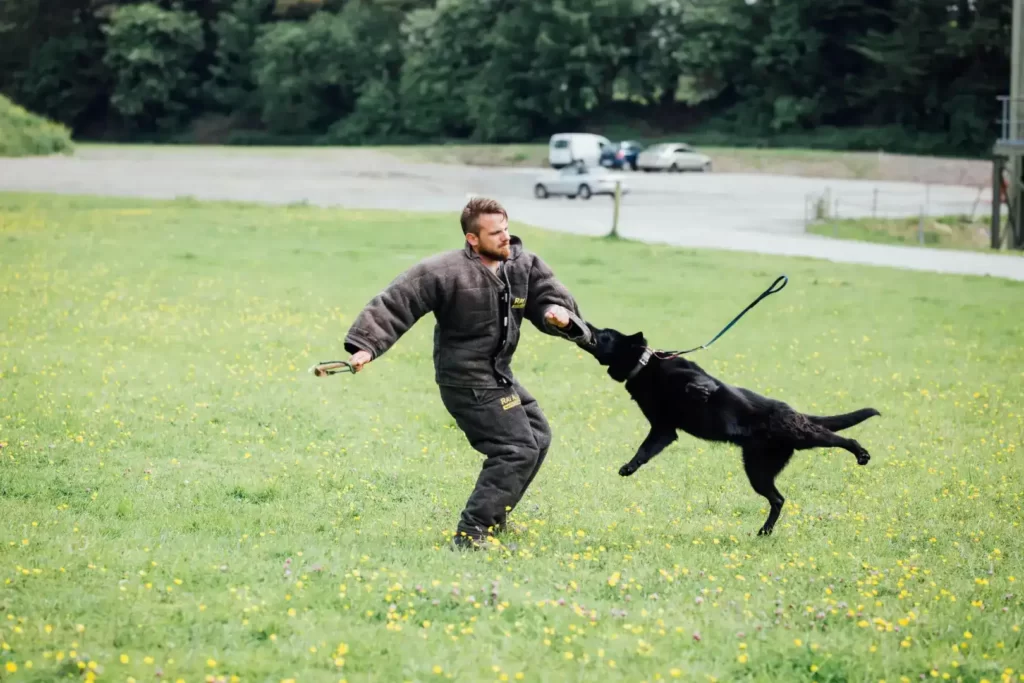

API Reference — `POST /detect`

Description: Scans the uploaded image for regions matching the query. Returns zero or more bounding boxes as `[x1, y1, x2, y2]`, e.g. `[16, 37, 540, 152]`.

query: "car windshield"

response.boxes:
[552, 139, 569, 149]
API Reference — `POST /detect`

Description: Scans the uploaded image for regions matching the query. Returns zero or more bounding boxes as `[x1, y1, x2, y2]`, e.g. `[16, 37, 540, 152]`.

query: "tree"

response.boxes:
[0, 0, 1011, 152]
[102, 3, 205, 132]
[628, 0, 690, 105]
[251, 11, 358, 134]
[12, 24, 110, 134]
[206, 0, 275, 118]
[397, 0, 499, 138]
[467, 0, 641, 141]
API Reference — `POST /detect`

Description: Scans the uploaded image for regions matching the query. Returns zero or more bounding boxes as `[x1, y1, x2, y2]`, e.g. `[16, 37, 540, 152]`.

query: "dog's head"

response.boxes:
[578, 323, 649, 382]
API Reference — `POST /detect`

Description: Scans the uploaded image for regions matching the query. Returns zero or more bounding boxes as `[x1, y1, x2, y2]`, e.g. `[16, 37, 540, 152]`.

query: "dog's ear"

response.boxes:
[628, 331, 645, 343]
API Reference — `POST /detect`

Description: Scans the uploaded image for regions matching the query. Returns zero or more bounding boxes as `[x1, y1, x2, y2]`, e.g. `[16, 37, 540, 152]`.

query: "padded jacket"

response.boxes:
[343, 235, 592, 388]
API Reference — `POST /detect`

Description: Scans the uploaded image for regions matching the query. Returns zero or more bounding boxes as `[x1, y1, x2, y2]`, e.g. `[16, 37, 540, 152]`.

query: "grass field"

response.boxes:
[376, 143, 886, 173]
[1, 192, 1022, 683]
[75, 141, 991, 187]
[373, 144, 990, 187]
[808, 215, 1001, 252]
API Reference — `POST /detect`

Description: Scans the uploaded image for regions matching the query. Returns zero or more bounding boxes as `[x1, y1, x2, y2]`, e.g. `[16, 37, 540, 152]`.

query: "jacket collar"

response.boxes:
[463, 234, 524, 261]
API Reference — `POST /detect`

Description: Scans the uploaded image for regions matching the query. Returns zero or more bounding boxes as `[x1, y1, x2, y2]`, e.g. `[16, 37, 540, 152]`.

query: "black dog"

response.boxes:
[579, 324, 880, 536]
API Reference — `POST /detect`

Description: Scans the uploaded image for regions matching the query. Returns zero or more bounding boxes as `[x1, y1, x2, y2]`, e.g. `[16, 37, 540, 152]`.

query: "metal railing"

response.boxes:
[997, 95, 1024, 142]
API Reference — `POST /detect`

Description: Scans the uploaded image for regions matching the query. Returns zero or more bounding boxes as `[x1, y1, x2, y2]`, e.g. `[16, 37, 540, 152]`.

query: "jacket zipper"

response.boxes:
[493, 263, 512, 385]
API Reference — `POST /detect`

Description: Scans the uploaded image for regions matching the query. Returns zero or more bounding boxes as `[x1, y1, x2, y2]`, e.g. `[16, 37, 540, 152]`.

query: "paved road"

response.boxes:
[1, 146, 1021, 281]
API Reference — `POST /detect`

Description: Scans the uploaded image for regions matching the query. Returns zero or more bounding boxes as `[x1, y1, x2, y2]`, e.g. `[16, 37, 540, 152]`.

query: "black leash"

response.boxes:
[309, 276, 788, 375]
[654, 275, 788, 359]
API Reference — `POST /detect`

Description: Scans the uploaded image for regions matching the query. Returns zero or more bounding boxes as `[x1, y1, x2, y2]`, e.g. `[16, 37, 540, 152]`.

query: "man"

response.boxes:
[337, 197, 592, 549]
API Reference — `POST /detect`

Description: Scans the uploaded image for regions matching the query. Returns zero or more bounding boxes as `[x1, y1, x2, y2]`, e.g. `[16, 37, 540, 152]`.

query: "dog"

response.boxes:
[578, 324, 880, 536]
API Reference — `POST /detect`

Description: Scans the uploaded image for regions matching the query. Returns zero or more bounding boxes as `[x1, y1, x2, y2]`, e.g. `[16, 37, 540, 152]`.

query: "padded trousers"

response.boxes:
[438, 382, 552, 543]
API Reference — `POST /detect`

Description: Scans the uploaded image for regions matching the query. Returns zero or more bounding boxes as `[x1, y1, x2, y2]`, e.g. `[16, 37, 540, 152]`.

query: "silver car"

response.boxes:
[636, 142, 712, 172]
[533, 165, 628, 200]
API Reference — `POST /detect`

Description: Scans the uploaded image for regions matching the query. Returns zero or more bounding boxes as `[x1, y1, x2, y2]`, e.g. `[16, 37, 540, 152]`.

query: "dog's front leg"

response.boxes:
[619, 426, 677, 477]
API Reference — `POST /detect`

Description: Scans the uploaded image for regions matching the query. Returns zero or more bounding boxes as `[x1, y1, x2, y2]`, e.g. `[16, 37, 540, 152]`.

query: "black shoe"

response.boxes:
[450, 531, 501, 551]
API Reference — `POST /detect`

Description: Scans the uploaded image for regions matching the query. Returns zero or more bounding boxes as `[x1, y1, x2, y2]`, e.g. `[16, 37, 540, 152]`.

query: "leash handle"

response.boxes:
[309, 360, 357, 377]
[657, 274, 788, 358]
[765, 274, 788, 295]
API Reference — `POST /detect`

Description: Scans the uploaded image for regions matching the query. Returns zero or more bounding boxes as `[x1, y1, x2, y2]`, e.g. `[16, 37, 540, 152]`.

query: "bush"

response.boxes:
[322, 78, 407, 144]
[0, 94, 75, 157]
[101, 3, 205, 133]
[677, 122, 987, 158]
[251, 12, 360, 135]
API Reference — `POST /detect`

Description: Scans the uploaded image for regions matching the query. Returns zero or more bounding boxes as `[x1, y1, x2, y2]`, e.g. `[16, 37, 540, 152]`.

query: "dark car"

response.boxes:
[600, 140, 644, 170]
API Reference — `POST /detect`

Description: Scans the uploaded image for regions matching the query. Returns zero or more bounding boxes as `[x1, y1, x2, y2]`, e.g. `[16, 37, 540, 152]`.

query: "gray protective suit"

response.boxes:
[344, 235, 592, 544]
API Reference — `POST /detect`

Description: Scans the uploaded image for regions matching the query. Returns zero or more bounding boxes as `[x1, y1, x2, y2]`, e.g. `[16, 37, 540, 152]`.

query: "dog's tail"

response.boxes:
[808, 408, 880, 432]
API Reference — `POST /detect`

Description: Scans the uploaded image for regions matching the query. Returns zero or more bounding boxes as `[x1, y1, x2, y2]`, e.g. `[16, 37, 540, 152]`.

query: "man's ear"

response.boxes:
[465, 232, 479, 248]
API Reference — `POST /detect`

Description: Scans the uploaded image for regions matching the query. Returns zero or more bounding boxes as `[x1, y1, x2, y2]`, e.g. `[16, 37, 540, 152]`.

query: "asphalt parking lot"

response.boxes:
[1, 146, 1021, 280]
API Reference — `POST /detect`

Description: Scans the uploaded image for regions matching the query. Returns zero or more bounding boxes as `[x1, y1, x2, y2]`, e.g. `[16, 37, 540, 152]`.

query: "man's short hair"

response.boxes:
[461, 197, 508, 235]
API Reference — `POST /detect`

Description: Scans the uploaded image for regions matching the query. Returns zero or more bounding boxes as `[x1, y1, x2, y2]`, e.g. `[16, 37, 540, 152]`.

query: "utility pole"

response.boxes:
[609, 180, 622, 239]
[993, 0, 1024, 249]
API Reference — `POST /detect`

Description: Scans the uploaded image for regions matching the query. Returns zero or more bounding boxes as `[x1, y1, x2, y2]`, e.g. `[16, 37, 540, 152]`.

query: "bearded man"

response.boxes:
[337, 197, 593, 548]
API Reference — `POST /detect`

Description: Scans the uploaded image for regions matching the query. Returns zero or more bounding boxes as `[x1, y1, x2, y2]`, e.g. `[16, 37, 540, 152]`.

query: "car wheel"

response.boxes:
[670, 162, 681, 173]
[578, 184, 592, 200]
[534, 183, 549, 199]
[702, 162, 712, 172]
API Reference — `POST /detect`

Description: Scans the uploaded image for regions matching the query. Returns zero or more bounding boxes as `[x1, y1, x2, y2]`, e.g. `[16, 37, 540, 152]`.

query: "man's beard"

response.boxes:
[479, 244, 510, 261]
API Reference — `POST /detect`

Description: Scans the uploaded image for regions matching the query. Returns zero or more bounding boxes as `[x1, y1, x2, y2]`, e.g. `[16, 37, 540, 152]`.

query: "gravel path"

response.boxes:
[1, 146, 1021, 281]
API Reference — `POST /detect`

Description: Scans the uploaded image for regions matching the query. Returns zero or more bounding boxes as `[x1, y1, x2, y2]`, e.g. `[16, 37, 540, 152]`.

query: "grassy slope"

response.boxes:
[808, 215, 1003, 252]
[0, 193, 1022, 683]
[76, 141, 992, 187]
[372, 144, 991, 186]
[0, 95, 74, 157]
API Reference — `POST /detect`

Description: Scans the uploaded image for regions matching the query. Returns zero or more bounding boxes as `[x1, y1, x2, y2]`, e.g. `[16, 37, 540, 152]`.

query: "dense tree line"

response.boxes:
[0, 0, 1011, 155]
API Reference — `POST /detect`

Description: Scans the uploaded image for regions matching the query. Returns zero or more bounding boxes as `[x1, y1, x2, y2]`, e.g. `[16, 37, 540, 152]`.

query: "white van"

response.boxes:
[548, 133, 611, 169]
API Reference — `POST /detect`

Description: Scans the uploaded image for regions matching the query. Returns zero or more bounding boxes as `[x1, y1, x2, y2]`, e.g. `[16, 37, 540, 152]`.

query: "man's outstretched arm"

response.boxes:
[524, 255, 593, 346]
[343, 263, 438, 371]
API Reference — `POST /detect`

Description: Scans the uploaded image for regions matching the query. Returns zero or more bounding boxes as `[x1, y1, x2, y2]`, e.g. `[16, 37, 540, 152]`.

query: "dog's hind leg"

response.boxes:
[742, 446, 792, 536]
[618, 425, 677, 477]
[790, 421, 871, 465]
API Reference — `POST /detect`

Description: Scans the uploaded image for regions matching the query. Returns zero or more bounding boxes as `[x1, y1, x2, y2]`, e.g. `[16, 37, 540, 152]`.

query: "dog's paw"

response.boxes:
[618, 462, 638, 477]
[856, 451, 871, 466]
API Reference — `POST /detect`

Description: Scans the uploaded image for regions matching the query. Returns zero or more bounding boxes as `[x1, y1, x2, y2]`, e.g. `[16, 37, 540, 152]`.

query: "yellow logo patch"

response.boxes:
[512, 297, 527, 309]
[500, 394, 522, 410]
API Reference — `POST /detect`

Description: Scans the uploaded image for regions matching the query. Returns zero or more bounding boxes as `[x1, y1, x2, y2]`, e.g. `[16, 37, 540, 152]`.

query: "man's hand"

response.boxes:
[544, 305, 571, 329]
[348, 349, 372, 372]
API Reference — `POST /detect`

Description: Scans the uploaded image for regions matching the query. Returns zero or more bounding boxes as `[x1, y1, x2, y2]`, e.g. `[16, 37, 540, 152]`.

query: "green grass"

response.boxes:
[0, 95, 74, 158]
[77, 142, 351, 157]
[808, 215, 1005, 252]
[374, 143, 548, 168]
[72, 141, 987, 186]
[1, 192, 1022, 683]
[374, 142, 883, 171]
[372, 143, 986, 185]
